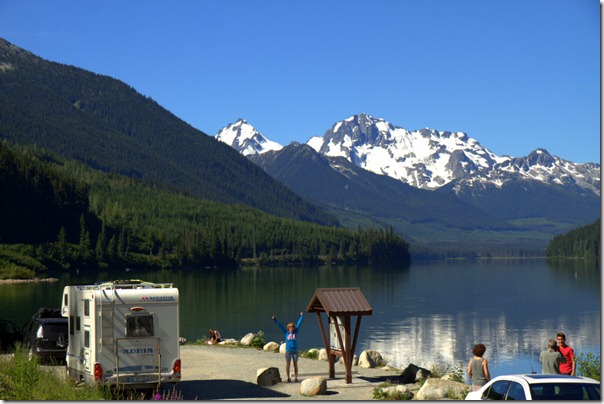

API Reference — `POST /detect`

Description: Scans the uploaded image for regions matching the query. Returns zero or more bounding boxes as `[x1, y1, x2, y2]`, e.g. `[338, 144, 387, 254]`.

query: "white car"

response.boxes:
[465, 374, 600, 400]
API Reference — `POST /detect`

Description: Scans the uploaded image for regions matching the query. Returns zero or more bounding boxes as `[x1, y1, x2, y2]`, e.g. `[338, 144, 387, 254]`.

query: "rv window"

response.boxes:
[84, 330, 90, 348]
[126, 314, 154, 337]
[64, 293, 68, 306]
[84, 300, 90, 317]
[69, 315, 74, 335]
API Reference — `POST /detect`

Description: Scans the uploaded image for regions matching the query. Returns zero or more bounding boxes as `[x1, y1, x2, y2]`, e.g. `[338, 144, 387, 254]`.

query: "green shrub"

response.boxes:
[301, 349, 319, 360]
[372, 383, 412, 400]
[446, 386, 470, 400]
[576, 352, 600, 381]
[0, 343, 107, 400]
[250, 331, 265, 349]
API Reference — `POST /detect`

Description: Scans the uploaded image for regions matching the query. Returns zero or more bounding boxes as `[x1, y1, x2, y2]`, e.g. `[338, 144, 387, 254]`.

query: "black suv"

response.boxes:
[22, 308, 68, 364]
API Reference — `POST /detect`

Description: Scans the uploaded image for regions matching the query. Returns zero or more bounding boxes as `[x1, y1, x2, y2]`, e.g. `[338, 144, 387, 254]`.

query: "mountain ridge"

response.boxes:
[0, 37, 337, 226]
[217, 113, 599, 195]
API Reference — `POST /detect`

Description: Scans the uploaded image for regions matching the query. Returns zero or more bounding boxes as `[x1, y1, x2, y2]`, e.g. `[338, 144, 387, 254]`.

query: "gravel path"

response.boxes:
[175, 345, 401, 400]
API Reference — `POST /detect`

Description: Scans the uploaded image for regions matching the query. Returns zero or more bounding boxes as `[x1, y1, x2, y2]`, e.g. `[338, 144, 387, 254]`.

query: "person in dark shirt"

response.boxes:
[467, 343, 491, 391]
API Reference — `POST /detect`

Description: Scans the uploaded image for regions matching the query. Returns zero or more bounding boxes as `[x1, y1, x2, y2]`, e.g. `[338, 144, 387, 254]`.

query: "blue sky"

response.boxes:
[0, 0, 600, 163]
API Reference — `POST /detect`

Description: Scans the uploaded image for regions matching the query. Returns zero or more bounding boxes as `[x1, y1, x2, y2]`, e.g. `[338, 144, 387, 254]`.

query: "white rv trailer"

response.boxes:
[61, 279, 180, 390]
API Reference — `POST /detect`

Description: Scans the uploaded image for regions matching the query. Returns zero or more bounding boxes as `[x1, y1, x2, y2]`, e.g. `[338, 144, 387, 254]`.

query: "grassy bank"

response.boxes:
[0, 344, 106, 400]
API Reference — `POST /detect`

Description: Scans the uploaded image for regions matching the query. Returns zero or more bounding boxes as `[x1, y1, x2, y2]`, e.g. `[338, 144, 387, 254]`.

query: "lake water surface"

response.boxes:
[1, 259, 599, 382]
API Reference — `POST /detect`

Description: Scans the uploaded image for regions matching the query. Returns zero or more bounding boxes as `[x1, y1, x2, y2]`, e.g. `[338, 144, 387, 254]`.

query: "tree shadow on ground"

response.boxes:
[175, 379, 290, 400]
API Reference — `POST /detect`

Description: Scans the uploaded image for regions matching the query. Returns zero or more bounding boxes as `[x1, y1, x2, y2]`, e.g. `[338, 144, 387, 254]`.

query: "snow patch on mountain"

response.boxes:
[215, 119, 282, 156]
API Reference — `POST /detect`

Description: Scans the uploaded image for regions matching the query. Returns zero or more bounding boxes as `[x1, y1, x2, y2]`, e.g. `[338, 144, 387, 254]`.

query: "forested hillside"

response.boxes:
[0, 141, 410, 279]
[0, 38, 336, 226]
[546, 220, 600, 261]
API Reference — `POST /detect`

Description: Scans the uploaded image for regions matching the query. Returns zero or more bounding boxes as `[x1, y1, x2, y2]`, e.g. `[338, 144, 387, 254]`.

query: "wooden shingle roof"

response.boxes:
[306, 287, 372, 316]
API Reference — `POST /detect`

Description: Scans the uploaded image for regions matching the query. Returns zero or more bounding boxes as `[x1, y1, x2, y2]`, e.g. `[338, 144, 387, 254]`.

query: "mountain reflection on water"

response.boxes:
[0, 259, 599, 381]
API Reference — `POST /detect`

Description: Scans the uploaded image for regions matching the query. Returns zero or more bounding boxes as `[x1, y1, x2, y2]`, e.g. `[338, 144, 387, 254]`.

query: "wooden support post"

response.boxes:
[344, 316, 352, 383]
[315, 312, 335, 379]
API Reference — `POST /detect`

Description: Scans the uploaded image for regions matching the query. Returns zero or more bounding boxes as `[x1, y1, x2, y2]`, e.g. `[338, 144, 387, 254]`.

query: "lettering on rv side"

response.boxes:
[140, 296, 175, 302]
[122, 348, 154, 354]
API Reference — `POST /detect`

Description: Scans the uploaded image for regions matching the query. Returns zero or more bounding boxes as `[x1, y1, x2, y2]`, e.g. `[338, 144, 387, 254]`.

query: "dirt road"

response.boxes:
[174, 345, 400, 400]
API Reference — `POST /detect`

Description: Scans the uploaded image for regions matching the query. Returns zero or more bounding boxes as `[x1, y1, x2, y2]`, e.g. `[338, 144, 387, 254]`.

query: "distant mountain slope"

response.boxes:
[0, 38, 337, 226]
[438, 152, 601, 230]
[250, 142, 513, 231]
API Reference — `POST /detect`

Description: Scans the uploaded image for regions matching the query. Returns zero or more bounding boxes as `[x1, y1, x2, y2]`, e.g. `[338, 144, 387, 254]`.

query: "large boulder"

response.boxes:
[318, 348, 339, 363]
[415, 378, 469, 400]
[279, 343, 286, 354]
[263, 341, 279, 352]
[358, 350, 384, 368]
[256, 367, 281, 386]
[399, 363, 431, 383]
[240, 332, 255, 346]
[218, 338, 238, 346]
[300, 376, 327, 396]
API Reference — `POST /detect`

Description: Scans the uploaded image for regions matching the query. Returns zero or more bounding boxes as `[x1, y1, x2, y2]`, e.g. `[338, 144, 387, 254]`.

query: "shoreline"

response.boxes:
[176, 344, 404, 400]
[0, 277, 59, 284]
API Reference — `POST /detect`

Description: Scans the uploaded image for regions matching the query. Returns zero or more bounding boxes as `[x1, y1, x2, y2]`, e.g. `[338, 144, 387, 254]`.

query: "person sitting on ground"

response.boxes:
[206, 329, 222, 344]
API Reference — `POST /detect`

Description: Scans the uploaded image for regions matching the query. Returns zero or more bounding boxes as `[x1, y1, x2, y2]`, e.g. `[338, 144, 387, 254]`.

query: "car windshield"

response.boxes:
[40, 324, 67, 338]
[529, 383, 601, 400]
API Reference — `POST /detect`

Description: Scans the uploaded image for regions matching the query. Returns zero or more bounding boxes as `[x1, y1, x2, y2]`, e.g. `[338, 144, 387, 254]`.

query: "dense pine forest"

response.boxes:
[0, 141, 411, 279]
[0, 38, 336, 227]
[545, 219, 600, 261]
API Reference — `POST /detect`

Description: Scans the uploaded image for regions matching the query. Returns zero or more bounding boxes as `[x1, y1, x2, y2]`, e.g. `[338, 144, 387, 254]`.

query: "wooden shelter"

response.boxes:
[306, 287, 372, 383]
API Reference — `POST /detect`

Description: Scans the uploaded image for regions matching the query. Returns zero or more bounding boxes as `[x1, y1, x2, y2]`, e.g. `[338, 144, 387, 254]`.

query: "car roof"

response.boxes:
[493, 374, 600, 385]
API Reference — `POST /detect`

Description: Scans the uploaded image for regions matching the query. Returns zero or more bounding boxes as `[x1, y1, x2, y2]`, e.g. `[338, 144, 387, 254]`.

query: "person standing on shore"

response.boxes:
[540, 339, 565, 374]
[467, 343, 491, 392]
[272, 312, 303, 382]
[556, 332, 576, 375]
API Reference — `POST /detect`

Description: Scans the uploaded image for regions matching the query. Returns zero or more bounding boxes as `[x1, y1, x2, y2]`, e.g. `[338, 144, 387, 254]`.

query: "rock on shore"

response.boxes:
[179, 333, 470, 400]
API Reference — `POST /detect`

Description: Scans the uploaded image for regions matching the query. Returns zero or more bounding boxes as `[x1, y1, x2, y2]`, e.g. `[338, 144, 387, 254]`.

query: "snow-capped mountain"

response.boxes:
[307, 114, 509, 190]
[215, 118, 282, 156]
[218, 114, 600, 248]
[216, 114, 600, 196]
[308, 114, 600, 195]
[451, 148, 601, 196]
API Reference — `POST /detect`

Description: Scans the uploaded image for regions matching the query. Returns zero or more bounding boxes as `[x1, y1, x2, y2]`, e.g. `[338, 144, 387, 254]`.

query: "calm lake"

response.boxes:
[1, 259, 600, 382]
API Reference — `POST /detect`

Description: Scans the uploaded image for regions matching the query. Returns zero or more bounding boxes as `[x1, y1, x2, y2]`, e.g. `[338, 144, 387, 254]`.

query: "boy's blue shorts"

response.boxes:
[285, 351, 299, 362]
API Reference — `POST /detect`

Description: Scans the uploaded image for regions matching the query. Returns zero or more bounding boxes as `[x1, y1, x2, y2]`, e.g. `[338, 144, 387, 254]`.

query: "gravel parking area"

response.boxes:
[176, 344, 400, 400]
